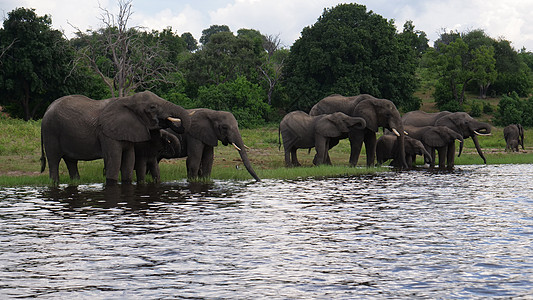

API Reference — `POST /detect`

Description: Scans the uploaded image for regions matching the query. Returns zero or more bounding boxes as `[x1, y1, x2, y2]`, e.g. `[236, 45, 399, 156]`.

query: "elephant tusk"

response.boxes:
[167, 117, 181, 125]
[232, 143, 242, 151]
[474, 130, 492, 136]
[189, 110, 196, 116]
[404, 131, 409, 135]
[392, 128, 400, 136]
[456, 139, 463, 143]
[244, 144, 251, 150]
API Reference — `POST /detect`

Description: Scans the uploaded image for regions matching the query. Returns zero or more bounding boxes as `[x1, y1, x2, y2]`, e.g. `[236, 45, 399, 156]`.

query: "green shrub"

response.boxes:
[196, 76, 272, 128]
[469, 101, 482, 117]
[495, 92, 533, 126]
[482, 101, 494, 114]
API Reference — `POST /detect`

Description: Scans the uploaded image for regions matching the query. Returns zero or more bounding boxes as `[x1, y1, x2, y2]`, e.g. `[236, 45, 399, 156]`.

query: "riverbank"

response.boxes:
[1, 117, 532, 186]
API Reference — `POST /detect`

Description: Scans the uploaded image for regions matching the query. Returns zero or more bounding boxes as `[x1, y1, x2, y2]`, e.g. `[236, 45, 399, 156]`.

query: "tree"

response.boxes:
[0, 8, 75, 120]
[259, 34, 288, 105]
[428, 38, 472, 107]
[182, 29, 263, 88]
[399, 20, 429, 58]
[73, 0, 177, 97]
[200, 24, 230, 45]
[181, 32, 198, 51]
[283, 3, 419, 111]
[471, 45, 497, 99]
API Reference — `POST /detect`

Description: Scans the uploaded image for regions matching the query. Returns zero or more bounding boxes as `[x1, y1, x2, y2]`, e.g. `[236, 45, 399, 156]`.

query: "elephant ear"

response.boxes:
[99, 99, 151, 142]
[187, 109, 219, 147]
[316, 116, 344, 138]
[353, 100, 377, 132]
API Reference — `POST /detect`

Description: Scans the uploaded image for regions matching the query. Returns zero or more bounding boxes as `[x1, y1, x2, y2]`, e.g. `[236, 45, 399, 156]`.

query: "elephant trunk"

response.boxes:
[395, 129, 408, 169]
[471, 134, 486, 164]
[232, 135, 261, 182]
[422, 148, 433, 165]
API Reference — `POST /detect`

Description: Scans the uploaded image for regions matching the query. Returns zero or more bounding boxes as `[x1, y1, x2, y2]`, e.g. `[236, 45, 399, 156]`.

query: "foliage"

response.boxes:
[283, 3, 420, 111]
[196, 76, 272, 128]
[495, 92, 533, 126]
[200, 24, 231, 45]
[469, 101, 482, 117]
[182, 30, 263, 90]
[0, 8, 76, 120]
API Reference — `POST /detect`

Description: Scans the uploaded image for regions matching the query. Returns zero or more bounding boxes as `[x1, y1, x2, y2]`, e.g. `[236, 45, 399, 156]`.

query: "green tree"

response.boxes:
[399, 20, 429, 58]
[182, 29, 263, 89]
[0, 8, 75, 120]
[200, 24, 231, 45]
[196, 76, 271, 128]
[471, 45, 497, 99]
[283, 3, 419, 111]
[181, 32, 198, 52]
[495, 91, 533, 126]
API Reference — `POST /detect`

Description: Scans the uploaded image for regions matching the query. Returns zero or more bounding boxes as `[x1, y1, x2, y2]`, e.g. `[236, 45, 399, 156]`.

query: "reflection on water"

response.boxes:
[0, 165, 532, 298]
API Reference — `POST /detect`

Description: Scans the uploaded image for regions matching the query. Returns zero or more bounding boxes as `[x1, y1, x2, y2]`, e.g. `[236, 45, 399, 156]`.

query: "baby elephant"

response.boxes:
[503, 124, 524, 152]
[376, 135, 432, 168]
[279, 111, 366, 167]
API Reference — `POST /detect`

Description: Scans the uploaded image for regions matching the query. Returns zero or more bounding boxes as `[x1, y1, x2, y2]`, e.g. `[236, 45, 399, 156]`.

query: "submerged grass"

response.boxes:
[1, 115, 532, 186]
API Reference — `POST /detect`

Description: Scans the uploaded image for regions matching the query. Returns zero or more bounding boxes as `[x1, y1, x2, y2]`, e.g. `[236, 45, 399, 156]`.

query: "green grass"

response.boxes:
[1, 113, 532, 186]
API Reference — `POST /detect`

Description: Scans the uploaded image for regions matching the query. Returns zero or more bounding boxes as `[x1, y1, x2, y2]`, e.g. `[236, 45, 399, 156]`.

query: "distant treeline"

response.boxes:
[2, 2, 533, 126]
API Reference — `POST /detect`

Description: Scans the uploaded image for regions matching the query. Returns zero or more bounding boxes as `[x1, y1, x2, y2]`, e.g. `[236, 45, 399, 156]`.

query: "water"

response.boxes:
[1, 164, 532, 299]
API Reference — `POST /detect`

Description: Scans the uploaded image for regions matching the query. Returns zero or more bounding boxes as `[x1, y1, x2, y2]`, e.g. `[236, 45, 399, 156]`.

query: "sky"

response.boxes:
[2, 0, 533, 50]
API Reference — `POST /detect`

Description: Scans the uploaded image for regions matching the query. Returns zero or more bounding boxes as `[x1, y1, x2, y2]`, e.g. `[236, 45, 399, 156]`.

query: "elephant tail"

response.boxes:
[40, 132, 46, 173]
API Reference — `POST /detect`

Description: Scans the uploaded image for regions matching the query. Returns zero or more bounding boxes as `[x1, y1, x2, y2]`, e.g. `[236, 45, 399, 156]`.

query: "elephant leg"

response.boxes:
[101, 138, 123, 185]
[428, 147, 436, 169]
[120, 144, 135, 184]
[284, 148, 292, 167]
[200, 146, 214, 178]
[186, 139, 204, 178]
[348, 130, 365, 167]
[406, 155, 413, 168]
[314, 136, 328, 166]
[290, 148, 301, 167]
[364, 130, 377, 167]
[147, 159, 160, 183]
[64, 158, 80, 180]
[135, 158, 147, 183]
[48, 156, 61, 184]
[446, 142, 456, 170]
[437, 147, 447, 169]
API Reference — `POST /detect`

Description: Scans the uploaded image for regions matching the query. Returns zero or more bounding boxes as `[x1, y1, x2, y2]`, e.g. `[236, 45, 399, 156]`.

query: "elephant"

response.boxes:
[503, 124, 524, 152]
[144, 108, 260, 181]
[279, 111, 366, 167]
[376, 135, 432, 168]
[403, 125, 464, 169]
[40, 91, 190, 185]
[309, 94, 407, 168]
[402, 111, 491, 163]
[134, 129, 182, 183]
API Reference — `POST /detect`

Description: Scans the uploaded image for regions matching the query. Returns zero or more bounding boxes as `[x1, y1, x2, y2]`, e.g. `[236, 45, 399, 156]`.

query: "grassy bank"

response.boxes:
[1, 116, 532, 186]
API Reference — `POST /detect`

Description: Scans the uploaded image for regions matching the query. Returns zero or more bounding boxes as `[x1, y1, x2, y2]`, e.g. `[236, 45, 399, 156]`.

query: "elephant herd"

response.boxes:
[41, 91, 510, 185]
[279, 94, 493, 170]
[40, 91, 260, 185]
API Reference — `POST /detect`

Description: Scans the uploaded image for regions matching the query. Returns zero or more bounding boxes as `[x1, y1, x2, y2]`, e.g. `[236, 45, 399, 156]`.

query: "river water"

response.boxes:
[0, 164, 532, 299]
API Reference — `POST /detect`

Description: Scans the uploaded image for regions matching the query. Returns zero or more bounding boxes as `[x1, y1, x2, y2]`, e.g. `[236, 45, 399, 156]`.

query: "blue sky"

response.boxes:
[2, 0, 533, 50]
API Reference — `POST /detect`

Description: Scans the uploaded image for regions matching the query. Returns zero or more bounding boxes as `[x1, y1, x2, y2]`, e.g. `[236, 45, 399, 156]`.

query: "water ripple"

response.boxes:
[0, 165, 532, 298]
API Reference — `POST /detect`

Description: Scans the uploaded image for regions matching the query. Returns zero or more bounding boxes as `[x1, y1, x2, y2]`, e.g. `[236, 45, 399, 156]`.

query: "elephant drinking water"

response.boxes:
[40, 91, 190, 185]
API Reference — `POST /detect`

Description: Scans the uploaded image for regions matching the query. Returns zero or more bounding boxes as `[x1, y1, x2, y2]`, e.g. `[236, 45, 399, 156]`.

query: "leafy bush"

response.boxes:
[196, 76, 271, 128]
[482, 101, 494, 114]
[495, 92, 533, 126]
[469, 101, 482, 117]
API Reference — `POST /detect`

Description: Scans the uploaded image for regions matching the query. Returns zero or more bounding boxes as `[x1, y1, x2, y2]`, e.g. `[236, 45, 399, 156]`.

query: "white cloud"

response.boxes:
[1, 0, 533, 50]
